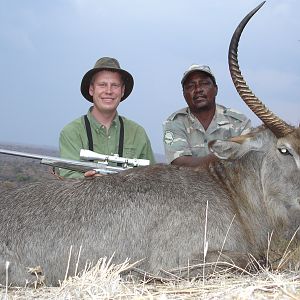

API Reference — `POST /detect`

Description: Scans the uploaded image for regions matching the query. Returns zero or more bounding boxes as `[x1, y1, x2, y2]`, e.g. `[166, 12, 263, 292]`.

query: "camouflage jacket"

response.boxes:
[163, 104, 251, 163]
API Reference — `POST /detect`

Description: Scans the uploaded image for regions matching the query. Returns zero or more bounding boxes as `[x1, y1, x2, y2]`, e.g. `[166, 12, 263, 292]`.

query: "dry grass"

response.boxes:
[1, 255, 300, 300]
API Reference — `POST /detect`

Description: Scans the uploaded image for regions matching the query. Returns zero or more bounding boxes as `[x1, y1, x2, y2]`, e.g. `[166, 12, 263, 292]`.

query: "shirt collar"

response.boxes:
[186, 104, 231, 133]
[87, 107, 120, 130]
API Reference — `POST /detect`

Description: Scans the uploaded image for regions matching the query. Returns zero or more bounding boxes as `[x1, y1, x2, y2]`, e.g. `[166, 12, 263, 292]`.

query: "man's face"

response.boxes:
[89, 70, 125, 114]
[183, 72, 218, 112]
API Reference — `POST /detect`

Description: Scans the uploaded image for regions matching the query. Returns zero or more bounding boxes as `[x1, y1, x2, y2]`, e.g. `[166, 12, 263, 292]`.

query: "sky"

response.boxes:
[0, 0, 299, 155]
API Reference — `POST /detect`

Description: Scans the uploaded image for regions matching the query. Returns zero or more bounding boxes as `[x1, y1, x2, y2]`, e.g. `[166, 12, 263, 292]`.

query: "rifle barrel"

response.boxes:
[0, 148, 49, 160]
[0, 148, 129, 174]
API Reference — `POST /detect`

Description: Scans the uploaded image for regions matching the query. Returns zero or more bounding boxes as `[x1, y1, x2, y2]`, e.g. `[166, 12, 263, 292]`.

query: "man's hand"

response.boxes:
[171, 154, 216, 168]
[84, 170, 103, 178]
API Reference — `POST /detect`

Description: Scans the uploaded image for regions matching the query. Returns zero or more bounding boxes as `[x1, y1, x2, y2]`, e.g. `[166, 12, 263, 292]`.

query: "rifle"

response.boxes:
[0, 148, 150, 175]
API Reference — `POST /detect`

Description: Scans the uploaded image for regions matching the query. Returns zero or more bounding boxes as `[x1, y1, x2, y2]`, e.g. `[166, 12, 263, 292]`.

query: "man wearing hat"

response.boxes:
[59, 57, 155, 178]
[163, 64, 251, 166]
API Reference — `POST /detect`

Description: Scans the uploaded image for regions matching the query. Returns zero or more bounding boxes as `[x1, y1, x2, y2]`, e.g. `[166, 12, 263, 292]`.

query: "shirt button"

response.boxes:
[108, 136, 111, 139]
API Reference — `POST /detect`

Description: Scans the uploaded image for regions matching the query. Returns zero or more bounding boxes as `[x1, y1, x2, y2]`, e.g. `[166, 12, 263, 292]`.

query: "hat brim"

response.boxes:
[80, 67, 134, 103]
[181, 70, 216, 86]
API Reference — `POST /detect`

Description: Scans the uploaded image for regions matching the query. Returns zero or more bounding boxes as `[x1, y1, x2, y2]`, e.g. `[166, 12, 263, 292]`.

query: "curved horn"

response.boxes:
[228, 1, 294, 138]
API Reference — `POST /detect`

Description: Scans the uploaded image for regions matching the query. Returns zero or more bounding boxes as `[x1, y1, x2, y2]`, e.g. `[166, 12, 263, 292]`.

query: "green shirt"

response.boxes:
[59, 108, 155, 178]
[163, 104, 252, 163]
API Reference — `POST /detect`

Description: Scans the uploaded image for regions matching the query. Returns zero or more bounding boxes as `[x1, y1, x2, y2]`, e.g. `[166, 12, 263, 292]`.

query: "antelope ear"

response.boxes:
[209, 136, 263, 160]
[209, 140, 243, 159]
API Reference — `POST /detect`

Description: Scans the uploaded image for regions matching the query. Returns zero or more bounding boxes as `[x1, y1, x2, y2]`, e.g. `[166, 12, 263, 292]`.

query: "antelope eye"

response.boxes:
[278, 147, 291, 155]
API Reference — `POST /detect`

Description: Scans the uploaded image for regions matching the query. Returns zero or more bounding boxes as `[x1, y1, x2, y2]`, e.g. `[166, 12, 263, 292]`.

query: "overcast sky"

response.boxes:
[0, 0, 299, 155]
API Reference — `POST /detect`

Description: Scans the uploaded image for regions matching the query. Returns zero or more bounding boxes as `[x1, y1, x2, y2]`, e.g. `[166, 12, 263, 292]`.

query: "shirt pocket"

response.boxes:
[123, 145, 136, 158]
[190, 143, 209, 157]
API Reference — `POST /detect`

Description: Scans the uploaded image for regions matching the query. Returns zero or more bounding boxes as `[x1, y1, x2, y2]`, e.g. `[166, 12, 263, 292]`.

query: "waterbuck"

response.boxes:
[0, 2, 299, 286]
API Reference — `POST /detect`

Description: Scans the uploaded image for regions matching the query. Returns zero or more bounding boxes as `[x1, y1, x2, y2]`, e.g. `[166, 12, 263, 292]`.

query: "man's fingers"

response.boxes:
[84, 170, 97, 177]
